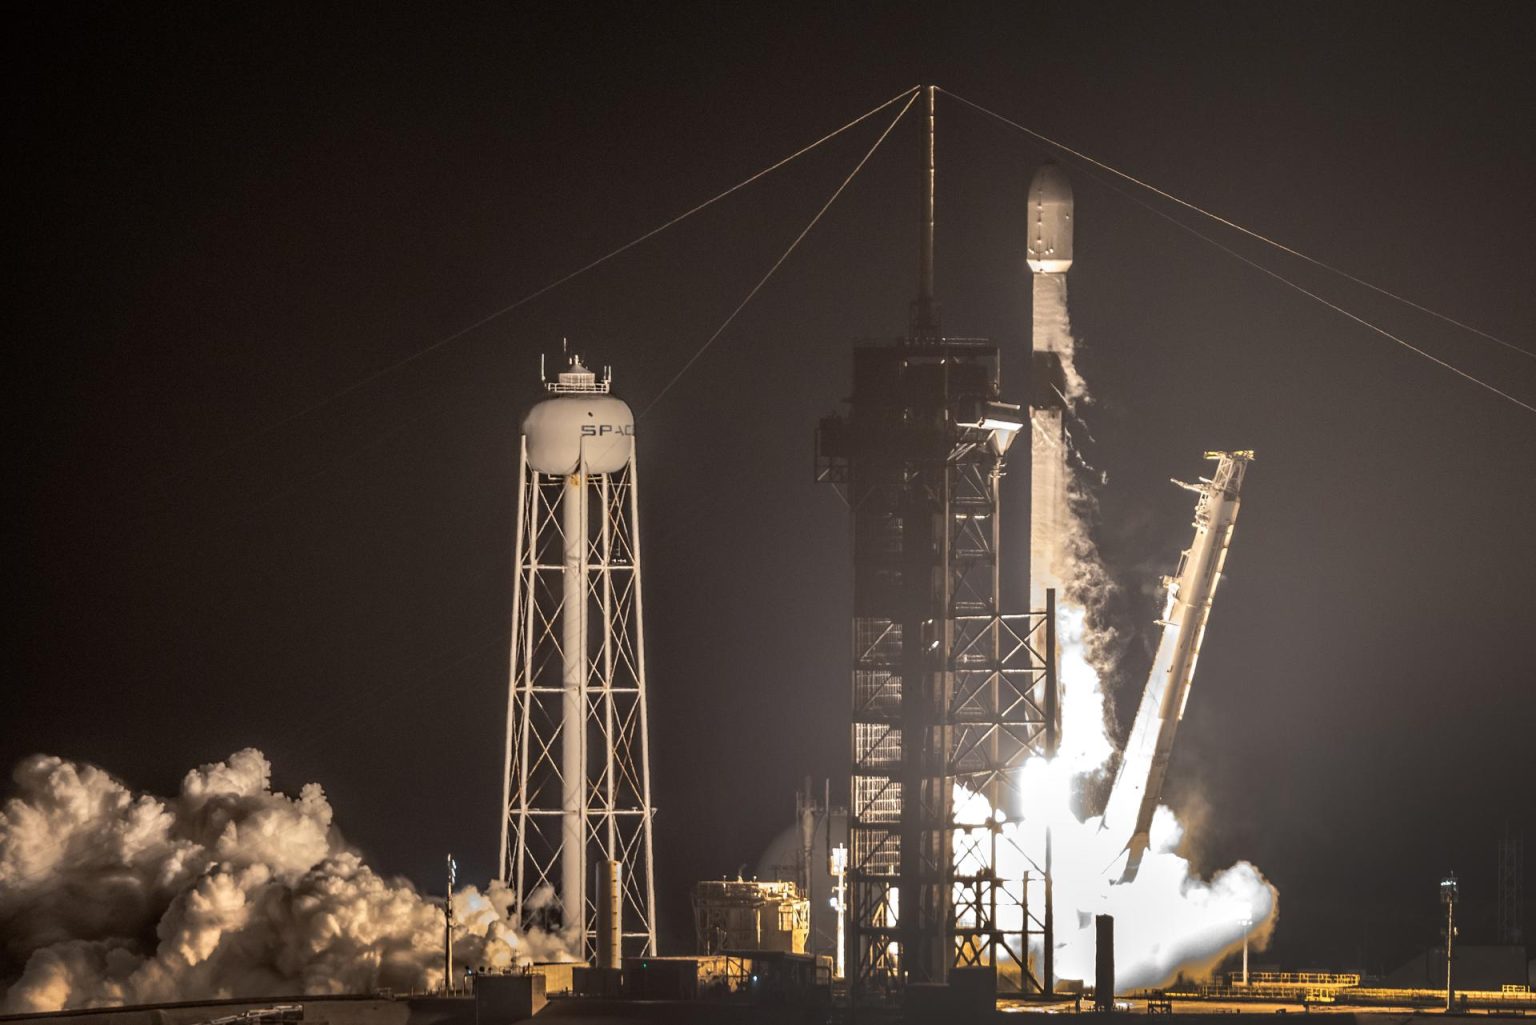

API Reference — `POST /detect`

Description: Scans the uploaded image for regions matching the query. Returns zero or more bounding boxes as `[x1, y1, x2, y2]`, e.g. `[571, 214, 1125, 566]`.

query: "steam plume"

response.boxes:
[0, 750, 568, 1012]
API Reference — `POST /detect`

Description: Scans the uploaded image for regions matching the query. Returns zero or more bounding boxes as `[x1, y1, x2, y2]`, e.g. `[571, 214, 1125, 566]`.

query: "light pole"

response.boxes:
[445, 854, 457, 995]
[829, 843, 848, 981]
[1440, 874, 1458, 1013]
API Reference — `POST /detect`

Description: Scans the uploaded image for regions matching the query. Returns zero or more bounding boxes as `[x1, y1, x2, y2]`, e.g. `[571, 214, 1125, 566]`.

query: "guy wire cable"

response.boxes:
[640, 87, 922, 419]
[123, 85, 923, 506]
[940, 87, 1534, 361]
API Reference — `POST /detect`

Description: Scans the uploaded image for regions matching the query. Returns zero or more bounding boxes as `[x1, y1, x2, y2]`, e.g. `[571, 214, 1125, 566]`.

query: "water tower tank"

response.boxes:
[503, 349, 658, 959]
[523, 360, 634, 474]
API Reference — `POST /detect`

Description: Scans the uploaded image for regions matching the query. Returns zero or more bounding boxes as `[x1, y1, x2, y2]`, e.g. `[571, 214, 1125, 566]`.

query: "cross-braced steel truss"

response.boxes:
[819, 339, 1058, 1005]
[500, 439, 657, 960]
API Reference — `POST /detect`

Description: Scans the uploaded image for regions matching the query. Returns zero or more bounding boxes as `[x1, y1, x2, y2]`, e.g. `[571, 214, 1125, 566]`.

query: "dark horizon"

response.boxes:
[7, 2, 1535, 983]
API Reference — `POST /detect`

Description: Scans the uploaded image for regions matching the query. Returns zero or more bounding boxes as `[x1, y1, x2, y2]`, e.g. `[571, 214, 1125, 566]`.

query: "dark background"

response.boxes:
[8, 2, 1535, 975]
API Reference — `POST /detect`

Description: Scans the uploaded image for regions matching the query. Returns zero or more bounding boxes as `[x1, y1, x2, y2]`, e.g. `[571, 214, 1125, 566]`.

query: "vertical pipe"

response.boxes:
[1044, 588, 1057, 996]
[1045, 588, 1058, 757]
[988, 457, 1003, 974]
[562, 467, 587, 944]
[1020, 869, 1029, 990]
[1044, 829, 1054, 996]
[597, 860, 622, 970]
[1094, 915, 1115, 1012]
[601, 474, 616, 857]
[930, 369, 957, 985]
[988, 821, 998, 971]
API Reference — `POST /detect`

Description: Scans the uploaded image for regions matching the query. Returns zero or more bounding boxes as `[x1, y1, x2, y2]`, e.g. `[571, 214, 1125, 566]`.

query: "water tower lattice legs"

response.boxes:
[502, 441, 657, 960]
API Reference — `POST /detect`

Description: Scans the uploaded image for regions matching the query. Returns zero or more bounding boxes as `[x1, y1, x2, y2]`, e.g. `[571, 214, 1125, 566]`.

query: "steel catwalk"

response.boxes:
[817, 336, 1056, 1001]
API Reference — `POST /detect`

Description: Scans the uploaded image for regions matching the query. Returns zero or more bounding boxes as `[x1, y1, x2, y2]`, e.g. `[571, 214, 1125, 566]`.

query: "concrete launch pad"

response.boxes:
[10, 990, 1536, 1025]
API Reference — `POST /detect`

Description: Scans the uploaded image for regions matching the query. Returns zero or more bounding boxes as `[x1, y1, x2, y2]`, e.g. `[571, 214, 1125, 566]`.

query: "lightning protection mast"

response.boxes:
[500, 353, 658, 960]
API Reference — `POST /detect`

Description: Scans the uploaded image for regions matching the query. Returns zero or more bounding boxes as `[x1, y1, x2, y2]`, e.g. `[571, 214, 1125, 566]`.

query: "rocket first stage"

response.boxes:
[1101, 450, 1254, 881]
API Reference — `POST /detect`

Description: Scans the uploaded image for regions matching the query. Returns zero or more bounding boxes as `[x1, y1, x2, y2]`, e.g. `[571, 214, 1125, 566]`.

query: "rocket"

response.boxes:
[1100, 451, 1253, 882]
[1027, 163, 1075, 615]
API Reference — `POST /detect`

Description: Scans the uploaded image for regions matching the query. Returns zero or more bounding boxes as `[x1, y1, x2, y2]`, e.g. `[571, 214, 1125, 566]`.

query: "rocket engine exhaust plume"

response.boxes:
[0, 750, 571, 1013]
[957, 779, 1276, 992]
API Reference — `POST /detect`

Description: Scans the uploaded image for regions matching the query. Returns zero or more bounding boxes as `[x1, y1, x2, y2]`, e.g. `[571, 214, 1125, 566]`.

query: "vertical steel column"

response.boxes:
[561, 467, 588, 936]
[601, 474, 616, 857]
[1044, 587, 1057, 996]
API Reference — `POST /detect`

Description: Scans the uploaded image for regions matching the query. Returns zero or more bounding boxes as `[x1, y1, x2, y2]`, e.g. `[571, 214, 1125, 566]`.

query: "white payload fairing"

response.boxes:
[1100, 451, 1254, 881]
[1027, 163, 1074, 276]
[1027, 163, 1076, 614]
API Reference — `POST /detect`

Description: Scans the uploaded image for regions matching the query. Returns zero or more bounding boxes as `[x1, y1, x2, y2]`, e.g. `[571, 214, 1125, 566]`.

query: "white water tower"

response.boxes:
[499, 353, 657, 959]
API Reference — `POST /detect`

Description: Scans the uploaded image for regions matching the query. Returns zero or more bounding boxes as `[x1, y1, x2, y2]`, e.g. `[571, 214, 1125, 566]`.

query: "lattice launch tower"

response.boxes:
[816, 87, 1060, 1002]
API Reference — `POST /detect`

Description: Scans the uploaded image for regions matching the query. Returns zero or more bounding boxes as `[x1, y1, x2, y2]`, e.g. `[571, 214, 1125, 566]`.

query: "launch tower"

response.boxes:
[815, 87, 1058, 1001]
[500, 355, 658, 960]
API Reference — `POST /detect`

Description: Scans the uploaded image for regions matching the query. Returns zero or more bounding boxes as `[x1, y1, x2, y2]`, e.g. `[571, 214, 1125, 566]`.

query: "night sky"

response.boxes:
[9, 3, 1535, 974]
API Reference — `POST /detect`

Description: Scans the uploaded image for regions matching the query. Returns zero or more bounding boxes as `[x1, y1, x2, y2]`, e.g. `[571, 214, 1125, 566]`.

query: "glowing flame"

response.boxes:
[954, 600, 1277, 991]
[1055, 602, 1116, 776]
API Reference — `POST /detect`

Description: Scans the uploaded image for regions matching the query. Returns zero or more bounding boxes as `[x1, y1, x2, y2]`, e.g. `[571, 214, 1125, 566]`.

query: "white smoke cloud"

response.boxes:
[0, 750, 570, 1013]
[958, 773, 1277, 992]
[1054, 603, 1117, 775]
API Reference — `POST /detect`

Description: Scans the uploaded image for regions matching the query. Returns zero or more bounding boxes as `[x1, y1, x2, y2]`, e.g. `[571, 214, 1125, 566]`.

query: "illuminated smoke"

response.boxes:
[0, 750, 570, 1012]
[958, 774, 1276, 991]
[1032, 273, 1088, 402]
[1030, 268, 1119, 789]
[1055, 602, 1117, 777]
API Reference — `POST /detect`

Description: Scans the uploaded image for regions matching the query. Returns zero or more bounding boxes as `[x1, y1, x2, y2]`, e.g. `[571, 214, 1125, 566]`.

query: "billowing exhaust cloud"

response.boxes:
[1, 749, 569, 1013]
[958, 773, 1276, 992]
